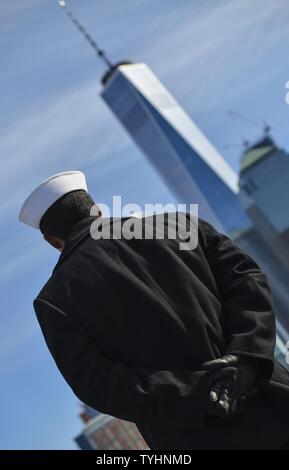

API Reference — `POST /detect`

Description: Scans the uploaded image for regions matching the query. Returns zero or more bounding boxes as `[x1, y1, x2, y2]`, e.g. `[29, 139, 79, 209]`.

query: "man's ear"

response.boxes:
[43, 234, 64, 251]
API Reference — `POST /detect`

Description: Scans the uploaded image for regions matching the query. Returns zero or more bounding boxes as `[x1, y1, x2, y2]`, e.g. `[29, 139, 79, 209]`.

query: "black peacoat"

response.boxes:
[33, 213, 289, 449]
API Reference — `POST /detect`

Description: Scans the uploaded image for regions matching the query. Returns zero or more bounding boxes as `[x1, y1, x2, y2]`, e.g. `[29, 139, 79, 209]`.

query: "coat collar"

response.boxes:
[53, 215, 112, 273]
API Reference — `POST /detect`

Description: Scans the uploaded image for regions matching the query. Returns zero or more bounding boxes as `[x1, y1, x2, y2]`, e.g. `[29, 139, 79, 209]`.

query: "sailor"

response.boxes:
[19, 170, 289, 449]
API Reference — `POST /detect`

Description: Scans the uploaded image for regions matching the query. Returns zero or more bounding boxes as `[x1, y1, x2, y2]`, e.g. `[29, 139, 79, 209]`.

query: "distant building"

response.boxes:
[239, 136, 289, 272]
[75, 404, 148, 450]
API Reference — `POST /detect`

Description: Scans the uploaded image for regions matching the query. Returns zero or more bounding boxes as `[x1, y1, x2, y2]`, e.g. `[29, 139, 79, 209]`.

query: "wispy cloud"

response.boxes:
[141, 0, 289, 109]
[0, 0, 44, 32]
[0, 79, 131, 218]
[0, 241, 44, 284]
[0, 319, 37, 365]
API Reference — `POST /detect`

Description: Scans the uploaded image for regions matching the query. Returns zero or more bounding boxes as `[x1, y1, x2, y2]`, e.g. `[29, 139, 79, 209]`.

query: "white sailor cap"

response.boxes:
[19, 171, 88, 229]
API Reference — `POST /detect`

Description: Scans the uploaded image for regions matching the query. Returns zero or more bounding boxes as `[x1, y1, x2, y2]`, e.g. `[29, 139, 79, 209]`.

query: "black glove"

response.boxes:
[202, 354, 258, 420]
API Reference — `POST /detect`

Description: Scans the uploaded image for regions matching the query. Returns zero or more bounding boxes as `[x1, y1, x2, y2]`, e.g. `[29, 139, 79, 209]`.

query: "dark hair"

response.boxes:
[39, 190, 95, 240]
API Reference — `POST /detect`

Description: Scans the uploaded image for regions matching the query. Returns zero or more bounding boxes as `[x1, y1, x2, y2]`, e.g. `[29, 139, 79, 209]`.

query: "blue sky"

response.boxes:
[1, 0, 289, 450]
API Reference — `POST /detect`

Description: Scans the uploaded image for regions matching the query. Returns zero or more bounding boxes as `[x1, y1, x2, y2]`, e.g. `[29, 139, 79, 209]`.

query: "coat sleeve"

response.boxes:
[34, 297, 212, 429]
[198, 218, 276, 381]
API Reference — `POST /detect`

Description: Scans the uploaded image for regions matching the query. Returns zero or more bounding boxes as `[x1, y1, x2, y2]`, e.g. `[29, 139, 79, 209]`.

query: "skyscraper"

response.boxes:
[101, 62, 249, 235]
[239, 135, 289, 271]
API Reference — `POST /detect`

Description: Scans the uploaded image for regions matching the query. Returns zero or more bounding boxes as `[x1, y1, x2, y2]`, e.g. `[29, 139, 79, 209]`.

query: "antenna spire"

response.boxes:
[58, 1, 113, 69]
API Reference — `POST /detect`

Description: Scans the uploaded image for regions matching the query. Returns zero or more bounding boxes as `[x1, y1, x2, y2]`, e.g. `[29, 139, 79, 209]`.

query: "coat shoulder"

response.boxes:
[33, 273, 58, 309]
